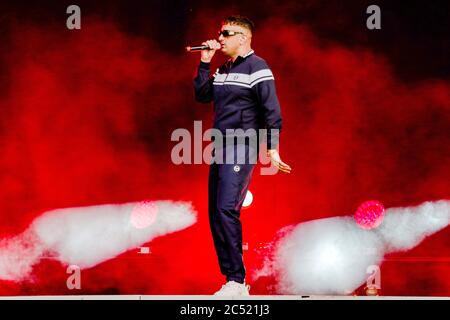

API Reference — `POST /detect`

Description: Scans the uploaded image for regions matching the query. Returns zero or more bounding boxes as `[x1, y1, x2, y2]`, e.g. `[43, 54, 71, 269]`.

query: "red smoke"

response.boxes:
[0, 12, 449, 296]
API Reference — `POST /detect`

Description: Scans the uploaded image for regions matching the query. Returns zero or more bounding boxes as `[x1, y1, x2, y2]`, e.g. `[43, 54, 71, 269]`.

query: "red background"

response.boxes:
[0, 0, 449, 295]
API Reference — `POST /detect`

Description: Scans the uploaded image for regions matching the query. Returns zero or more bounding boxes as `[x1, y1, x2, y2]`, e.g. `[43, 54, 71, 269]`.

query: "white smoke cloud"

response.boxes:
[378, 201, 450, 253]
[0, 231, 43, 282]
[0, 200, 197, 281]
[252, 200, 450, 295]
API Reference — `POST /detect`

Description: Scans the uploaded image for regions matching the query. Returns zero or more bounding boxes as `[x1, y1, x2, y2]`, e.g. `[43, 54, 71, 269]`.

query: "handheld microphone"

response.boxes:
[185, 45, 212, 52]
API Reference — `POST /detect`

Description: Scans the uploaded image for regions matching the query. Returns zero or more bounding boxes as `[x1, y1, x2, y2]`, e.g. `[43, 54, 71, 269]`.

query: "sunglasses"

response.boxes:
[218, 30, 244, 37]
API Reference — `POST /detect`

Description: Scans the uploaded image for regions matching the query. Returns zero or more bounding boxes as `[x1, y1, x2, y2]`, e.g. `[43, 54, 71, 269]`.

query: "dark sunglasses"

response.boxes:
[218, 30, 244, 37]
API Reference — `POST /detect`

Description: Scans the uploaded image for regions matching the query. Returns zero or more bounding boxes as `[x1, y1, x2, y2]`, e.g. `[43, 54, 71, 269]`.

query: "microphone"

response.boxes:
[185, 45, 212, 52]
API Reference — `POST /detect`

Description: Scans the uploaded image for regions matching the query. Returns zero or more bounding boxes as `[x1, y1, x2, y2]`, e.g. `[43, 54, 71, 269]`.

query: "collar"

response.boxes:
[242, 49, 254, 58]
[227, 49, 255, 67]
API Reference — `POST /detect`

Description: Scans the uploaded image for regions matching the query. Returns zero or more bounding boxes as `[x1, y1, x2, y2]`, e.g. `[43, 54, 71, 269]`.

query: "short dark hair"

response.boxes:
[222, 15, 255, 34]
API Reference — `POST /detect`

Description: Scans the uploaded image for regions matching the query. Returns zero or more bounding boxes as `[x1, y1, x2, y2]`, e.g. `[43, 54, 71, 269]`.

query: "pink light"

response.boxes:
[354, 200, 385, 230]
[130, 201, 158, 229]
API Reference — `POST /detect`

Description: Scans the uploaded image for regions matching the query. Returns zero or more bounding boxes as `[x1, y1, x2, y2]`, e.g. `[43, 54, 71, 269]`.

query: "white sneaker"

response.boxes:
[213, 281, 250, 296]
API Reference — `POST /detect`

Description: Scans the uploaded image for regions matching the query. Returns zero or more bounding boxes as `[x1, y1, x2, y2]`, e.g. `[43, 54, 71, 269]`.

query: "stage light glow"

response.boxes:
[0, 201, 197, 280]
[318, 244, 340, 267]
[258, 200, 450, 295]
[354, 200, 385, 230]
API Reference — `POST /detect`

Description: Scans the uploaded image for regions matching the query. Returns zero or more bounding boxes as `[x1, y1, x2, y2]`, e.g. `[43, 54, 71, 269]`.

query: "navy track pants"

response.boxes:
[208, 160, 255, 284]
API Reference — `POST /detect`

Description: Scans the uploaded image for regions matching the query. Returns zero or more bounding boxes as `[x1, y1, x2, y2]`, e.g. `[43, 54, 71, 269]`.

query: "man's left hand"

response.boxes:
[267, 149, 292, 173]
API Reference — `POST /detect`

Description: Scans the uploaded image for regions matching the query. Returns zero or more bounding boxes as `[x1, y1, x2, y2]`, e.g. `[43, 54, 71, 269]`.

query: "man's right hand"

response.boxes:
[201, 39, 221, 63]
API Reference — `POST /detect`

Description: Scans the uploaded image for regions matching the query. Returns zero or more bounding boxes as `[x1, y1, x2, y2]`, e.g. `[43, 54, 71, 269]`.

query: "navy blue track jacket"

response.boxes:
[193, 50, 282, 149]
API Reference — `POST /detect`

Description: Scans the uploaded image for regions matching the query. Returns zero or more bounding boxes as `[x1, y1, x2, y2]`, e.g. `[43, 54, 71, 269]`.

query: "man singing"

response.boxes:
[193, 15, 291, 296]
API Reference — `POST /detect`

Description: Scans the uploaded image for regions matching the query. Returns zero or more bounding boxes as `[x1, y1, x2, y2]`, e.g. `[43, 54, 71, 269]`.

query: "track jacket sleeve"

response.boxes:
[193, 61, 214, 103]
[252, 60, 282, 149]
